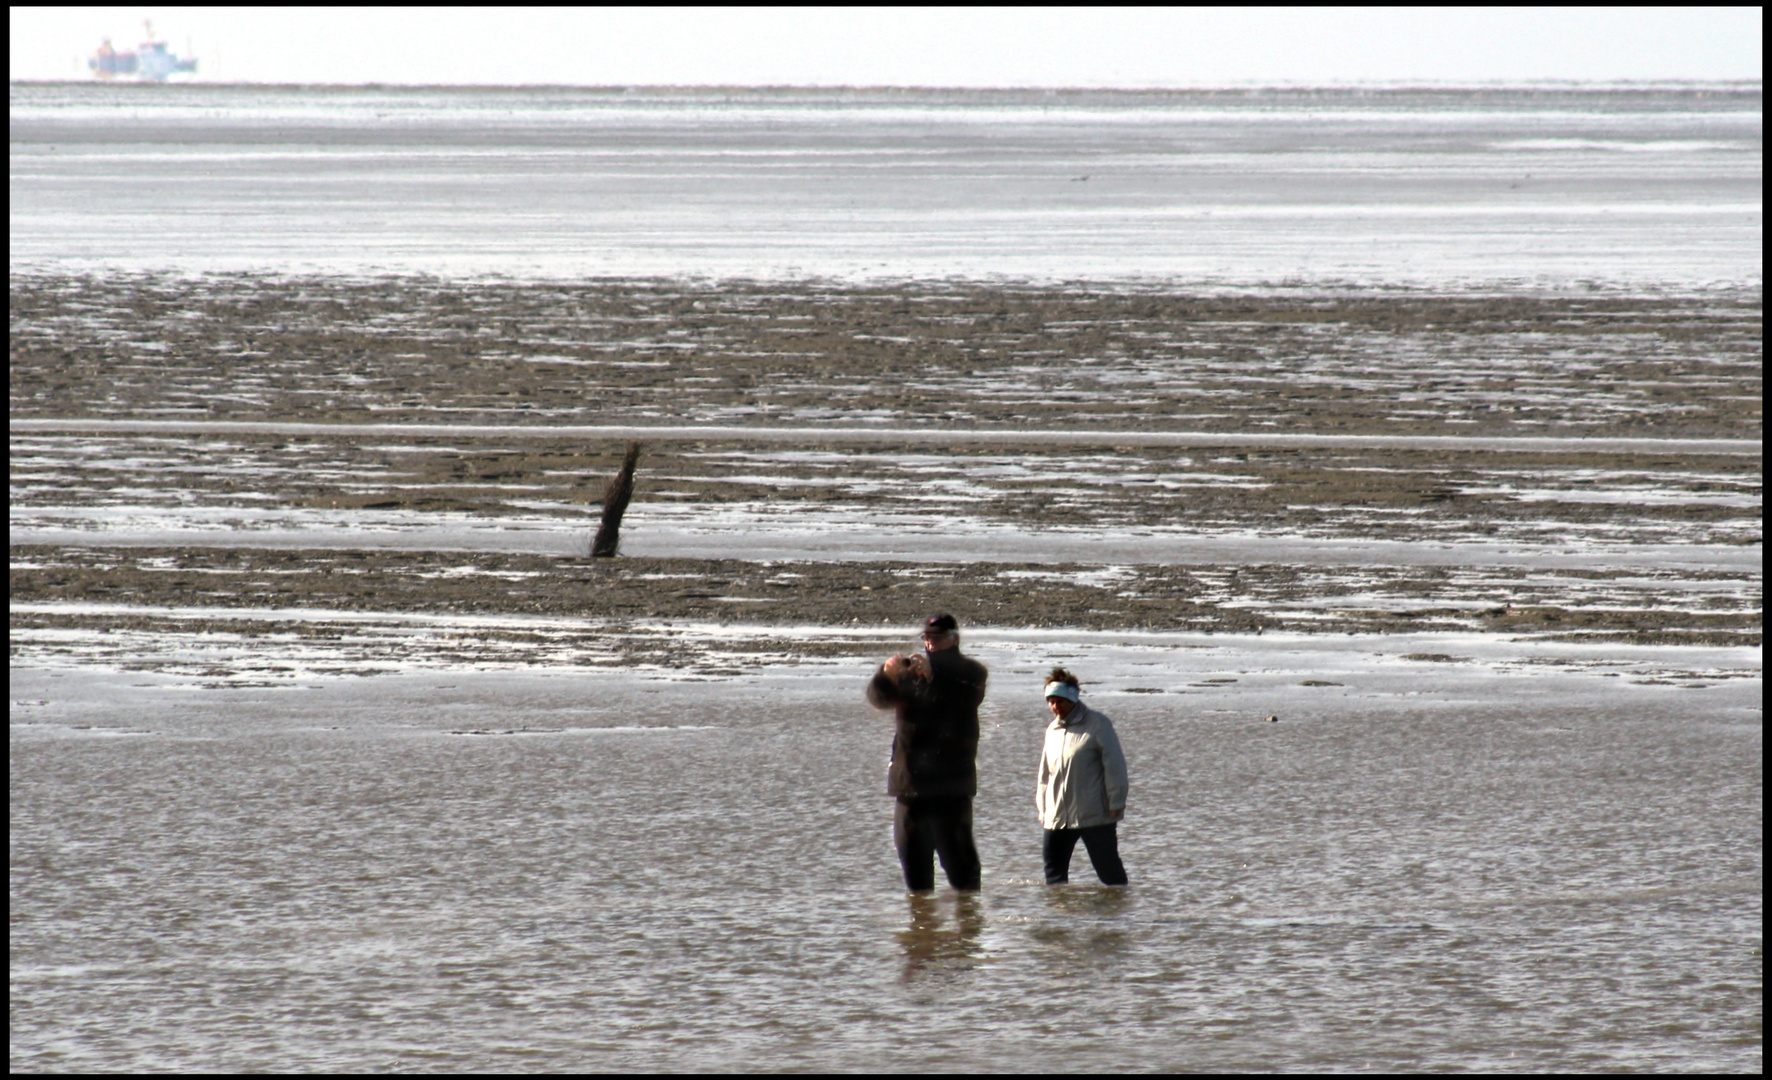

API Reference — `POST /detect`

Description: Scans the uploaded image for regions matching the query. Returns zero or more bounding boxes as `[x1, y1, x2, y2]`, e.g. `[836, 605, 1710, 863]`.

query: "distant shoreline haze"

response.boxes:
[10, 82, 1760, 287]
[7, 79, 1765, 95]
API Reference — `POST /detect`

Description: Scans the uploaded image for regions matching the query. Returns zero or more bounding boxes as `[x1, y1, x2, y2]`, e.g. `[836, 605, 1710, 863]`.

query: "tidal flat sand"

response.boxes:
[10, 275, 1761, 654]
[9, 274, 1762, 1072]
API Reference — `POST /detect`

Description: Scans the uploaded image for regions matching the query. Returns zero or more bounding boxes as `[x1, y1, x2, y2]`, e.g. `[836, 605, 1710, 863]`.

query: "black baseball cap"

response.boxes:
[922, 613, 958, 635]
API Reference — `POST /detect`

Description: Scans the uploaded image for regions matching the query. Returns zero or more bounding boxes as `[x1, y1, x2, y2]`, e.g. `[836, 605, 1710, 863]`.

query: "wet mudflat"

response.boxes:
[8, 547, 1762, 648]
[10, 642, 1761, 1072]
[9, 276, 1762, 437]
[10, 78, 1764, 1072]
[10, 276, 1763, 647]
[9, 275, 1763, 1072]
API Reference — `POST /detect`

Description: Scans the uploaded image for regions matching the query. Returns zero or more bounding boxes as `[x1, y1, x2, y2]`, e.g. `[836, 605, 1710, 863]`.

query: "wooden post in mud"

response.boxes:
[591, 441, 643, 558]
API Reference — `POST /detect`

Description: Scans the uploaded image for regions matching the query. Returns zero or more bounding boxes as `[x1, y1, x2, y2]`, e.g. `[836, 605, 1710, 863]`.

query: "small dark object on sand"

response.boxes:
[1265, 714, 1279, 723]
[591, 441, 643, 558]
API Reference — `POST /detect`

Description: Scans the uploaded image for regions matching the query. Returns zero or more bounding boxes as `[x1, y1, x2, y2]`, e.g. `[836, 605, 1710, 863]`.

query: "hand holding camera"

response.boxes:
[885, 651, 931, 681]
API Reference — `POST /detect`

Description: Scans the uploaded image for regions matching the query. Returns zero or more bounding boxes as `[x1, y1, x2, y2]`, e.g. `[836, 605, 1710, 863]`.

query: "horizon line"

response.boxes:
[10, 77, 1765, 93]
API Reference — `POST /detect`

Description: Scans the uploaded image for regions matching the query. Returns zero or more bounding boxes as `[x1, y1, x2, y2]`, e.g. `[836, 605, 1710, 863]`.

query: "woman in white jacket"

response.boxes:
[1036, 668, 1129, 885]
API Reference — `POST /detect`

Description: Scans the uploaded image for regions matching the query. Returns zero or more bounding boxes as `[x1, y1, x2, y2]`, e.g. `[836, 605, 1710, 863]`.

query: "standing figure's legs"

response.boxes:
[928, 798, 981, 891]
[894, 798, 936, 891]
[1078, 823, 1128, 885]
[1043, 827, 1082, 884]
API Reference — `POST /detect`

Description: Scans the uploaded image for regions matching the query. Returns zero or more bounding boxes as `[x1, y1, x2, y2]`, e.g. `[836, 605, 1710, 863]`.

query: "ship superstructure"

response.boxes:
[90, 22, 197, 81]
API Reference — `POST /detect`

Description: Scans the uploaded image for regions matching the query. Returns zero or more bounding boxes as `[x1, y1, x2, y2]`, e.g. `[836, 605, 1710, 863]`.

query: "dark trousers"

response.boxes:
[894, 797, 981, 891]
[1044, 823, 1128, 885]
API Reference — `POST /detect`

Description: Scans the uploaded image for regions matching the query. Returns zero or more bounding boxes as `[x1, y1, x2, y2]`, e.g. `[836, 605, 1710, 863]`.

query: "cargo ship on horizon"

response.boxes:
[90, 21, 196, 82]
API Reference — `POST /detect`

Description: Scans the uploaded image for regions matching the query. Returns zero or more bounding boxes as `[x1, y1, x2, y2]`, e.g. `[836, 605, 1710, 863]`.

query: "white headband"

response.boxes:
[1043, 682, 1079, 702]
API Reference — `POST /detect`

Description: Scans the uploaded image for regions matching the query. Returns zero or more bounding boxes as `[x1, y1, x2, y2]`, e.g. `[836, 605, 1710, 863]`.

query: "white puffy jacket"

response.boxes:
[1035, 703, 1129, 830]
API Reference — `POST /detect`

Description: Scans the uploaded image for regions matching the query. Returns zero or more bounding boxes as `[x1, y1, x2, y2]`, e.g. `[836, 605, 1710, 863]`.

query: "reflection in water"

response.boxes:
[1043, 882, 1132, 917]
[1032, 886, 1135, 967]
[9, 665, 1761, 1072]
[897, 892, 985, 982]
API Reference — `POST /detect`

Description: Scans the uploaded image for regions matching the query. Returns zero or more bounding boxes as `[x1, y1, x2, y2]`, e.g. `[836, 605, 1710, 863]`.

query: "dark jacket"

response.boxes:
[867, 647, 988, 800]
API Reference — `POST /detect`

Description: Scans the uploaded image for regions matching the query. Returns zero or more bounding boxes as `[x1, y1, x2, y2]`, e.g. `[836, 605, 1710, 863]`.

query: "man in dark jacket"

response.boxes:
[866, 612, 989, 891]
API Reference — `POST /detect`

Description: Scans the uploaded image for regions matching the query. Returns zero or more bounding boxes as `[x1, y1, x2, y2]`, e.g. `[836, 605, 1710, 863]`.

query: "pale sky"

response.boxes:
[9, 6, 1764, 87]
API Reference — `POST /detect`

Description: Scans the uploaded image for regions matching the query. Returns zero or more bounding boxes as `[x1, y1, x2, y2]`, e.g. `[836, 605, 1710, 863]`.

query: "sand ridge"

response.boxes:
[9, 275, 1762, 656]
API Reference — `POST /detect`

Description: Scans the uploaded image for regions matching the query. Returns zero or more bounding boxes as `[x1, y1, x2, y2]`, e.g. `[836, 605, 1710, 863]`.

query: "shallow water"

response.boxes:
[9, 81, 1762, 1071]
[9, 84, 1761, 287]
[9, 426, 1762, 566]
[10, 632, 1761, 1072]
